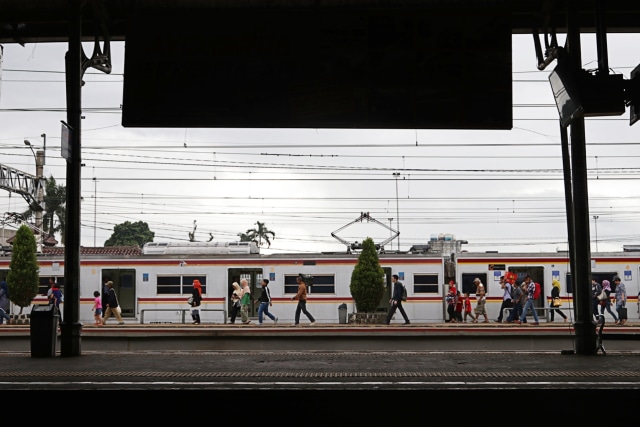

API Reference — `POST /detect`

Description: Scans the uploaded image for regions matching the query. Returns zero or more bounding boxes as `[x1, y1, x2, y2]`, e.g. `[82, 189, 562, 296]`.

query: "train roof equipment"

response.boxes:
[331, 212, 399, 253]
[142, 240, 259, 255]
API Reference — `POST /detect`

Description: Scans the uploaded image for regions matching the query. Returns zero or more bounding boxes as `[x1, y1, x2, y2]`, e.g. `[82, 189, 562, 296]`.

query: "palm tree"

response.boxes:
[20, 175, 65, 244]
[245, 221, 275, 248]
[42, 176, 66, 244]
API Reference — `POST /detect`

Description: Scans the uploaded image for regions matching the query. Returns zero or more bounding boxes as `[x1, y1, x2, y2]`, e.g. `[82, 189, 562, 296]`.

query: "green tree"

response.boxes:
[245, 221, 275, 248]
[104, 221, 155, 248]
[349, 237, 385, 313]
[6, 225, 40, 314]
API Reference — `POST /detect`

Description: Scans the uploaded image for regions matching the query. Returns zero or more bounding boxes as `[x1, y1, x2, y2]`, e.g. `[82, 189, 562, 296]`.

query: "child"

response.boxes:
[92, 291, 102, 326]
[455, 290, 464, 322]
[463, 292, 477, 323]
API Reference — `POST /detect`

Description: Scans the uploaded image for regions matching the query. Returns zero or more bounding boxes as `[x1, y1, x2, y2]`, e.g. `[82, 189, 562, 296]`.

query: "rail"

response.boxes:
[139, 308, 227, 324]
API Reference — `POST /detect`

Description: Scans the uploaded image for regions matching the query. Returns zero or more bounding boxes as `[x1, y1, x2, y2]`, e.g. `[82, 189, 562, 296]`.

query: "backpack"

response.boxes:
[533, 282, 541, 300]
[401, 285, 407, 301]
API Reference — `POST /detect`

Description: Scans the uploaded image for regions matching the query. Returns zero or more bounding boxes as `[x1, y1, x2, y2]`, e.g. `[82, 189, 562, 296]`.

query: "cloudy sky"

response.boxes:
[1, 34, 640, 254]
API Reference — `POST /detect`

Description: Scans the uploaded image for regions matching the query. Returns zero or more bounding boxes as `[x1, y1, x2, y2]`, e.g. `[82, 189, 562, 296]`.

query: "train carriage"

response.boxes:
[0, 240, 638, 324]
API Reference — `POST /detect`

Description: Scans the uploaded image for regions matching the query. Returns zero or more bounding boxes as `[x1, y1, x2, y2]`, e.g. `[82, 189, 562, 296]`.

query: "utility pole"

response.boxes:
[93, 175, 97, 247]
[393, 172, 400, 251]
[35, 150, 44, 251]
[41, 133, 46, 165]
[24, 139, 45, 251]
[593, 215, 599, 252]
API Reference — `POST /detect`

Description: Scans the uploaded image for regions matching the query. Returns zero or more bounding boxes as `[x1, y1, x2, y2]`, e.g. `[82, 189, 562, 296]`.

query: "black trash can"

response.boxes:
[30, 304, 58, 357]
[338, 303, 348, 324]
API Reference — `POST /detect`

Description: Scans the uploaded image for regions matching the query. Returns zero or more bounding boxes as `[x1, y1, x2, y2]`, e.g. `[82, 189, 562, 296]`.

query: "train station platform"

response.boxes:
[1, 319, 640, 400]
[1, 319, 639, 353]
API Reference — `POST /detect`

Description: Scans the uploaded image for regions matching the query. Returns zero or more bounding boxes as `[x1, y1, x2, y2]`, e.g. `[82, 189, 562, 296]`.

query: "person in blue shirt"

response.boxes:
[48, 279, 63, 326]
[255, 279, 278, 325]
[517, 275, 539, 325]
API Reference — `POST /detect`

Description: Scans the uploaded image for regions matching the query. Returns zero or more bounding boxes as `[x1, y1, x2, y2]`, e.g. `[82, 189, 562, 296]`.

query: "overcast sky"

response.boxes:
[1, 34, 640, 254]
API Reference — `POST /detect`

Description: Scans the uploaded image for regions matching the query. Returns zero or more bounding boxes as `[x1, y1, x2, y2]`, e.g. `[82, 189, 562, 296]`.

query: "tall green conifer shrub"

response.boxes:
[349, 237, 385, 312]
[6, 225, 40, 314]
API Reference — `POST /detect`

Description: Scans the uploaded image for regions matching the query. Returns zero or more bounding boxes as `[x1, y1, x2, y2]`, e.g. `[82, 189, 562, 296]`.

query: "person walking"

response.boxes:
[240, 278, 252, 324]
[0, 280, 12, 325]
[229, 282, 242, 324]
[506, 280, 524, 323]
[101, 278, 110, 319]
[385, 274, 410, 325]
[518, 275, 539, 325]
[613, 276, 627, 325]
[92, 291, 103, 326]
[591, 278, 603, 322]
[445, 284, 458, 323]
[292, 275, 316, 326]
[463, 292, 476, 323]
[190, 279, 203, 324]
[473, 278, 489, 323]
[46, 277, 56, 305]
[102, 281, 125, 325]
[549, 279, 567, 322]
[255, 278, 278, 325]
[455, 288, 464, 322]
[495, 275, 513, 323]
[49, 279, 63, 326]
[598, 279, 618, 324]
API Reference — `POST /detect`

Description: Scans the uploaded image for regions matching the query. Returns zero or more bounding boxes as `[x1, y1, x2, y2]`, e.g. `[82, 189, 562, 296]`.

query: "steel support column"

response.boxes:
[565, 0, 596, 355]
[61, 0, 83, 356]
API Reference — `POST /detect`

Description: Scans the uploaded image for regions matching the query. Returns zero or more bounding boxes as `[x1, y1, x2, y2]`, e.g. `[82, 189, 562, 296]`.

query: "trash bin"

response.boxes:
[30, 304, 58, 357]
[338, 303, 348, 324]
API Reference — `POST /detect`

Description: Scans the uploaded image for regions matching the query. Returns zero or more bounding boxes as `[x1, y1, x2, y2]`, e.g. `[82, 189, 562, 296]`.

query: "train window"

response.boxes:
[157, 275, 207, 295]
[183, 275, 207, 295]
[308, 275, 335, 294]
[39, 277, 65, 296]
[565, 272, 618, 293]
[284, 274, 335, 294]
[413, 274, 439, 293]
[461, 273, 488, 296]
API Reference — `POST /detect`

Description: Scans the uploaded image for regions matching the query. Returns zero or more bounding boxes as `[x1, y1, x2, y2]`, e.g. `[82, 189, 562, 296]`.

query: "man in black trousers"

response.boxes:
[386, 274, 410, 325]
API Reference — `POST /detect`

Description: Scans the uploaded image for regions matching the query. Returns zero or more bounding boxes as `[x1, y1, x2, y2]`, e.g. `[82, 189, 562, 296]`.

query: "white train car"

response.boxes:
[2, 241, 639, 324]
[455, 250, 640, 321]
[13, 246, 446, 324]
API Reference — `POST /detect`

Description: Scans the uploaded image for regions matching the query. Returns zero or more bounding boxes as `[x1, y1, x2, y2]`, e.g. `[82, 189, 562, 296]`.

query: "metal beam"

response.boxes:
[0, 164, 43, 211]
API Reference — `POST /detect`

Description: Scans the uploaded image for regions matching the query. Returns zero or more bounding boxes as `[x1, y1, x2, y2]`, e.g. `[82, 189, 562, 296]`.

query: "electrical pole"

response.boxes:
[593, 215, 599, 252]
[35, 150, 44, 251]
[393, 172, 400, 251]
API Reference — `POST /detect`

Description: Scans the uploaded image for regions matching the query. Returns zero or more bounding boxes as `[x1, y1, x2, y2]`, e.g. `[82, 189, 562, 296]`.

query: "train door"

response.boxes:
[508, 266, 544, 317]
[101, 269, 136, 318]
[228, 267, 263, 318]
[377, 267, 392, 312]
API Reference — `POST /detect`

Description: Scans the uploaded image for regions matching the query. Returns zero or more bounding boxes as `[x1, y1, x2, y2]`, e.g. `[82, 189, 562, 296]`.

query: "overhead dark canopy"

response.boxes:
[2, 0, 640, 129]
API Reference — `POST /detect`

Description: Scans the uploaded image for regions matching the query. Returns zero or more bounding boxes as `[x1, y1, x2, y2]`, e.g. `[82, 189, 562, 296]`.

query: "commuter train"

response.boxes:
[0, 238, 638, 324]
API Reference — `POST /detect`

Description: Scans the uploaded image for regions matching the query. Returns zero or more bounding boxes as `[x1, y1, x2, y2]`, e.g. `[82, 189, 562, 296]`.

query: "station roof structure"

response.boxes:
[2, 1, 640, 130]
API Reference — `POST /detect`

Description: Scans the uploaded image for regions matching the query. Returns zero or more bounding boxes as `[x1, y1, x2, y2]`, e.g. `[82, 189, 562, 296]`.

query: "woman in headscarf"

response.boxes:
[599, 279, 619, 325]
[190, 279, 203, 325]
[229, 282, 242, 324]
[549, 279, 567, 322]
